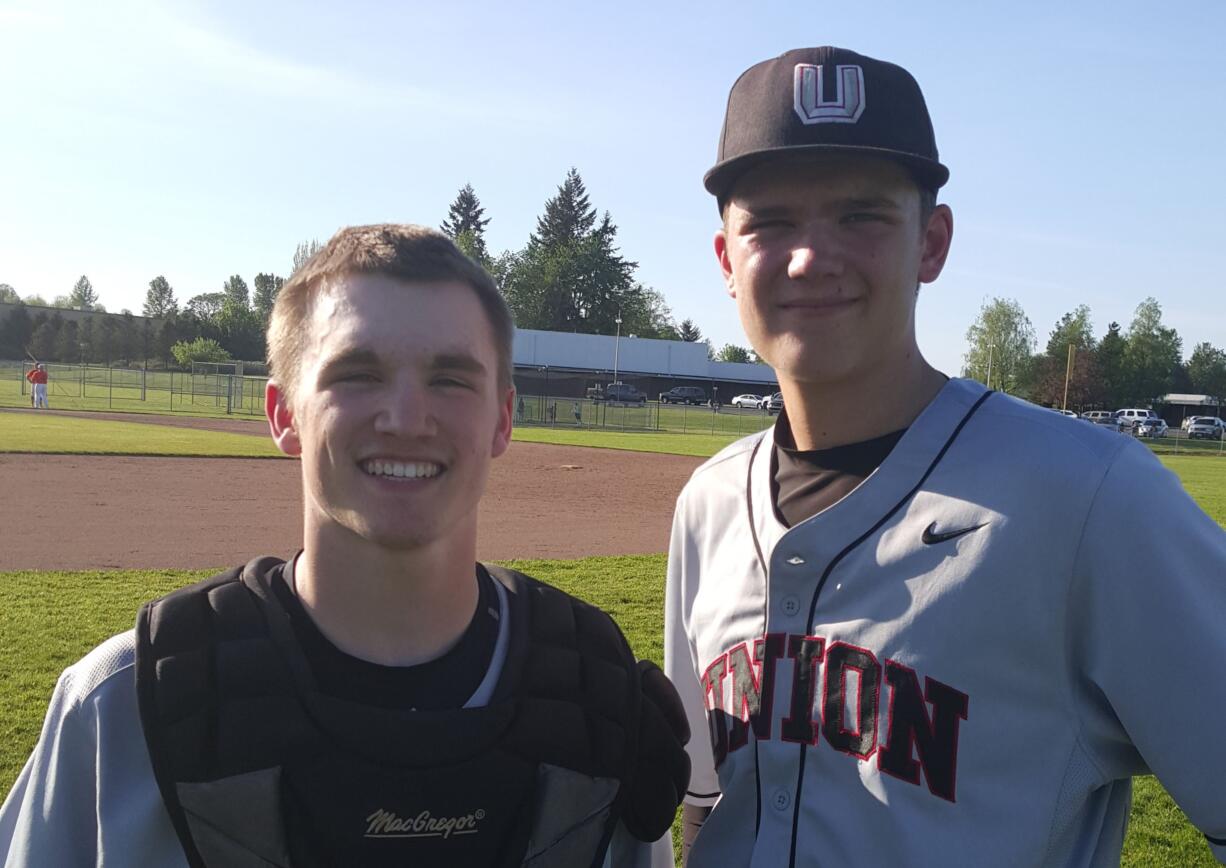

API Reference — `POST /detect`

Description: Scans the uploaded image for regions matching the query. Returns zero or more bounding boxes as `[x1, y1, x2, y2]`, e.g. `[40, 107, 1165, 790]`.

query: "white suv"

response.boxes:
[1113, 408, 1159, 431]
[1081, 410, 1119, 429]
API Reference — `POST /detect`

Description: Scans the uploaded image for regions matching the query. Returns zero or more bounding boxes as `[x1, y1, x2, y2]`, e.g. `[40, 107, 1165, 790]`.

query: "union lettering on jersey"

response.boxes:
[700, 633, 969, 802]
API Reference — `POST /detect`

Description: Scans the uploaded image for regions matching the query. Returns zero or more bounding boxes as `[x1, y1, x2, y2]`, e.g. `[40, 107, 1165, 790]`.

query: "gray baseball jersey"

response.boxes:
[662, 378, 1226, 867]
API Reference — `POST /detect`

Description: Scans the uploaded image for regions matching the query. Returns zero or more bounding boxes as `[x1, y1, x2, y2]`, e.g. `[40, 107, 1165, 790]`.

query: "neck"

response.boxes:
[293, 523, 480, 667]
[780, 353, 947, 451]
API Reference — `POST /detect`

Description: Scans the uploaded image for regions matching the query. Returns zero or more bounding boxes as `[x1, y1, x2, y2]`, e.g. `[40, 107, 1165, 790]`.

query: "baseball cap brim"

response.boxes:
[705, 144, 950, 202]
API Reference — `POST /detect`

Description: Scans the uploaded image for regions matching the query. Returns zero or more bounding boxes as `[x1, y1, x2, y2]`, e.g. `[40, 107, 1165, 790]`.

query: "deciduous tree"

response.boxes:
[1122, 298, 1182, 404]
[1187, 342, 1226, 401]
[961, 297, 1036, 395]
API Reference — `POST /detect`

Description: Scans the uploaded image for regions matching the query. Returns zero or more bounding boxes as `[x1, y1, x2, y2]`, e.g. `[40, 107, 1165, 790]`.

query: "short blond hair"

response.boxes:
[267, 224, 513, 407]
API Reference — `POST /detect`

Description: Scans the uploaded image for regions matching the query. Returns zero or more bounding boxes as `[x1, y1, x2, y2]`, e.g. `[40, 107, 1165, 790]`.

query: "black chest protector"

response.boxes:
[135, 557, 687, 868]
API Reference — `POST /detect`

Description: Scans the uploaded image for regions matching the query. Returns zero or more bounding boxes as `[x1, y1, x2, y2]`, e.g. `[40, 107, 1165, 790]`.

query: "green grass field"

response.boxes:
[0, 412, 281, 458]
[0, 412, 1221, 862]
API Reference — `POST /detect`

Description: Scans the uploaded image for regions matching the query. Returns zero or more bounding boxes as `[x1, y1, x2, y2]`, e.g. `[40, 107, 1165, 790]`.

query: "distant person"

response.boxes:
[24, 363, 48, 409]
[0, 225, 689, 867]
[574, 400, 583, 426]
[516, 395, 525, 422]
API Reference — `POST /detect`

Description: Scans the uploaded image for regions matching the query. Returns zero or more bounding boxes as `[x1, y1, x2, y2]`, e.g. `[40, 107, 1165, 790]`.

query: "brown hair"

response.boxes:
[268, 224, 513, 407]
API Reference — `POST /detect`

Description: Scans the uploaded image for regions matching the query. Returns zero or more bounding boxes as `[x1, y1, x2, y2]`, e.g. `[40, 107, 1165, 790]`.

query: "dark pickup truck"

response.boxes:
[588, 382, 647, 404]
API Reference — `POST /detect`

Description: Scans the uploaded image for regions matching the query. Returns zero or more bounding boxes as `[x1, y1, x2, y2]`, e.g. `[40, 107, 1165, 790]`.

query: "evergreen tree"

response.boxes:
[677, 319, 703, 342]
[69, 275, 99, 311]
[1096, 322, 1127, 407]
[502, 171, 641, 336]
[55, 319, 80, 363]
[223, 275, 250, 311]
[0, 302, 33, 358]
[528, 168, 596, 251]
[143, 276, 178, 318]
[253, 273, 285, 322]
[441, 184, 491, 266]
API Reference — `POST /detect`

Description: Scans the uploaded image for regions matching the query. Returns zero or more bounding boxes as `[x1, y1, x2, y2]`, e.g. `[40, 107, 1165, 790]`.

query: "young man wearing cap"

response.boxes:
[658, 47, 1226, 867]
[1, 225, 689, 868]
[24, 363, 48, 409]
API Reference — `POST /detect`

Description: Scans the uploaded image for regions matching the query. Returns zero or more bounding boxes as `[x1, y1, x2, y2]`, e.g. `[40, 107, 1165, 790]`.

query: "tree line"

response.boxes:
[963, 297, 1226, 408]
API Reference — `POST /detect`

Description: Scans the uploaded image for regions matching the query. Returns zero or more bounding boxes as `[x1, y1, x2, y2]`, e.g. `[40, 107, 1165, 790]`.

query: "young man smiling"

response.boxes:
[658, 48, 1226, 867]
[0, 225, 689, 867]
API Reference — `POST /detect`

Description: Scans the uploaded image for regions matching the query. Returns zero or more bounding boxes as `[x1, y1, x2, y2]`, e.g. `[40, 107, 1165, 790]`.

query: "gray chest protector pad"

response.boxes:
[135, 557, 688, 868]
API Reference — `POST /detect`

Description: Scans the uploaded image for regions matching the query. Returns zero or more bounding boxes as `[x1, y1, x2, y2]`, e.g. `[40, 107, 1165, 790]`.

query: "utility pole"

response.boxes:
[1062, 344, 1076, 412]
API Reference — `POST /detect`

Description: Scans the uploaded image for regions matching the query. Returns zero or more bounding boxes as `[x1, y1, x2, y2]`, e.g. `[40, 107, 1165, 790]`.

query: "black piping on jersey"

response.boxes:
[740, 390, 994, 868]
[744, 434, 770, 835]
[1207, 832, 1226, 846]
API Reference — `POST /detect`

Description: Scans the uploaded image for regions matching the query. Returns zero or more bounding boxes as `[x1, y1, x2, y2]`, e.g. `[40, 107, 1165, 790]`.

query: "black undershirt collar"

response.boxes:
[271, 556, 500, 711]
[771, 409, 907, 528]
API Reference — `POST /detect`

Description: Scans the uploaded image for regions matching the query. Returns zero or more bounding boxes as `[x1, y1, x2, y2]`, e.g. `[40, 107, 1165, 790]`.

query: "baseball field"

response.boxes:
[1, 406, 1222, 865]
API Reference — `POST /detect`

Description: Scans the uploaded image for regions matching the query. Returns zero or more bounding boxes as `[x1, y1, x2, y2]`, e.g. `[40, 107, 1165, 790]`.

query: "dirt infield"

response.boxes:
[0, 441, 705, 571]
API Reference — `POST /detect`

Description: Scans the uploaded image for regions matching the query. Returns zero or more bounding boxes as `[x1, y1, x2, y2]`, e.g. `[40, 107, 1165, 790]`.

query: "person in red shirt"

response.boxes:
[25, 363, 48, 409]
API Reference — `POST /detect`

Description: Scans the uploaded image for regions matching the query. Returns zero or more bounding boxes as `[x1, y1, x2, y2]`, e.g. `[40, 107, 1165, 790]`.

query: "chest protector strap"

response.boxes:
[136, 558, 685, 868]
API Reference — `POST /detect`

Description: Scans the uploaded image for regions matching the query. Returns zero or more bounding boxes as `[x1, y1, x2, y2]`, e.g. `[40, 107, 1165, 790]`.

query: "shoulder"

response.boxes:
[677, 430, 766, 503]
[956, 384, 1135, 476]
[486, 565, 634, 655]
[55, 631, 138, 711]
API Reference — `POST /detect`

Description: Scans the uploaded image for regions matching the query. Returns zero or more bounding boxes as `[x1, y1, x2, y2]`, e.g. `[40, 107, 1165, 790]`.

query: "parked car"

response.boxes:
[1134, 417, 1168, 438]
[762, 392, 784, 414]
[1182, 415, 1211, 432]
[1113, 408, 1160, 431]
[731, 393, 763, 408]
[658, 386, 707, 405]
[1053, 408, 1078, 418]
[1187, 417, 1225, 440]
[593, 382, 647, 404]
[1081, 410, 1117, 427]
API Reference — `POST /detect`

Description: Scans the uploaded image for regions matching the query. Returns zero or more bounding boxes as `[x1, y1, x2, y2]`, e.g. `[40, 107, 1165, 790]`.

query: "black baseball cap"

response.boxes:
[705, 47, 949, 205]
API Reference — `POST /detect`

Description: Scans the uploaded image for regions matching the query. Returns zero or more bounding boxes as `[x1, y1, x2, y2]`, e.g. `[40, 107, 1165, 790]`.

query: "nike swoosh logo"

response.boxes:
[922, 521, 987, 545]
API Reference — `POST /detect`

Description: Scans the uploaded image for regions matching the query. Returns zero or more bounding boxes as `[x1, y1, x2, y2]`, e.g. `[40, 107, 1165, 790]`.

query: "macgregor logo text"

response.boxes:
[364, 808, 486, 839]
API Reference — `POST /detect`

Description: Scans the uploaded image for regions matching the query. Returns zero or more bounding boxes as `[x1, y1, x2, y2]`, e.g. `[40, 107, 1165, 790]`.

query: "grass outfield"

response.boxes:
[0, 556, 1216, 864]
[0, 412, 282, 458]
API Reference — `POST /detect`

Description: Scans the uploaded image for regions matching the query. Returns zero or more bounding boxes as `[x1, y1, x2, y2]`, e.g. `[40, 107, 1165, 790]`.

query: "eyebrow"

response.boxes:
[431, 352, 487, 375]
[317, 347, 380, 378]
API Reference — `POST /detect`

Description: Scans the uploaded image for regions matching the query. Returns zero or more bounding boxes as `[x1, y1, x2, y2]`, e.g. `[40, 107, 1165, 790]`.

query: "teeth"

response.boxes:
[362, 460, 441, 480]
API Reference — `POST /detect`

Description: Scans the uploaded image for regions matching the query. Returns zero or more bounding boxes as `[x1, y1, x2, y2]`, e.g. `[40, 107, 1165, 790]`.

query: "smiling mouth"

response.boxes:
[360, 459, 443, 480]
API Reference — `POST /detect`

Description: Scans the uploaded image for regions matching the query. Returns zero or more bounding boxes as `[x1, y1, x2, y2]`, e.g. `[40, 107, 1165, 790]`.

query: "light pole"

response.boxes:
[612, 312, 623, 385]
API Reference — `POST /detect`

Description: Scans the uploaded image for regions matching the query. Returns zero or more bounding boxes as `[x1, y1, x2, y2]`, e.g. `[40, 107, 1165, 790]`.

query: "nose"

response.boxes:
[788, 224, 844, 281]
[373, 379, 437, 438]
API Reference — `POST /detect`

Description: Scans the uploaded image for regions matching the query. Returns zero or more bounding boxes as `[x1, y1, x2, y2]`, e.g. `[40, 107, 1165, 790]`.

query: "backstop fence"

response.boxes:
[5, 359, 1226, 453]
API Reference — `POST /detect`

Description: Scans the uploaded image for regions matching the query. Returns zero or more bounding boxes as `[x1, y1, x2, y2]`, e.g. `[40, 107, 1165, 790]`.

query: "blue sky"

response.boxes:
[2, 0, 1222, 375]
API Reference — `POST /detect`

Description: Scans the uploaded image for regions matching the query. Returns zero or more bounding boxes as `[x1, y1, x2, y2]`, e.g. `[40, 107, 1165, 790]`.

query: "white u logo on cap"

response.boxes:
[793, 64, 866, 124]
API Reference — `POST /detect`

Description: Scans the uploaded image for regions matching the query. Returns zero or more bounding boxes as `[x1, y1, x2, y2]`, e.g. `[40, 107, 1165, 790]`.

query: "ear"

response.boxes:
[714, 229, 737, 298]
[266, 380, 301, 457]
[918, 204, 954, 285]
[490, 386, 515, 459]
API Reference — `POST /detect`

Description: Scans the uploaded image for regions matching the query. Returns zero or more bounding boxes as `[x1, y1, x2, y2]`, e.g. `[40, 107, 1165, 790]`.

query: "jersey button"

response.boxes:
[780, 595, 800, 616]
[772, 788, 791, 811]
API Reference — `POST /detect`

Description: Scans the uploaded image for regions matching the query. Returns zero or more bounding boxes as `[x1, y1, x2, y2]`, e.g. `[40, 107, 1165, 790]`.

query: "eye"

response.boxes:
[841, 211, 894, 226]
[432, 375, 474, 390]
